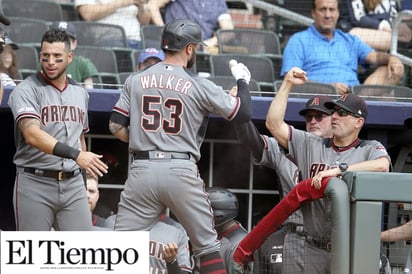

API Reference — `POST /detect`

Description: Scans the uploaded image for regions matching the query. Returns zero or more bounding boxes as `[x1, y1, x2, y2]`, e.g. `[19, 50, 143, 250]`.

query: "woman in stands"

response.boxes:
[0, 38, 20, 88]
[342, 0, 412, 51]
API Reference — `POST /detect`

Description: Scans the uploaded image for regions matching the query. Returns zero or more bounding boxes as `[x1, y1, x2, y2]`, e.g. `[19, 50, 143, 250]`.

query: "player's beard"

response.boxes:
[187, 50, 196, 69]
[42, 66, 67, 81]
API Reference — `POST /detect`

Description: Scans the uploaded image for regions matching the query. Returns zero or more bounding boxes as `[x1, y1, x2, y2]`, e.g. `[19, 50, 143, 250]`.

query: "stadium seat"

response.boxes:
[216, 29, 282, 80]
[209, 54, 275, 93]
[3, 0, 63, 22]
[114, 48, 135, 73]
[71, 21, 128, 48]
[217, 28, 281, 56]
[352, 84, 412, 102]
[274, 80, 339, 98]
[60, 2, 81, 21]
[118, 72, 133, 84]
[75, 46, 121, 89]
[16, 46, 39, 79]
[6, 17, 49, 47]
[140, 25, 164, 49]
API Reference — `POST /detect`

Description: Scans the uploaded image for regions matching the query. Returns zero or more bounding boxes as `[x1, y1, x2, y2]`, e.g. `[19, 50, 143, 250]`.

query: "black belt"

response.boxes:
[285, 223, 304, 235]
[305, 234, 332, 252]
[24, 167, 80, 181]
[132, 151, 191, 160]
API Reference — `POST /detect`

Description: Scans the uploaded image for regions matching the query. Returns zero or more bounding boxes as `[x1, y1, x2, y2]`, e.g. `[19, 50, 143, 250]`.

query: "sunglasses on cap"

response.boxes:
[331, 107, 361, 118]
[304, 113, 329, 122]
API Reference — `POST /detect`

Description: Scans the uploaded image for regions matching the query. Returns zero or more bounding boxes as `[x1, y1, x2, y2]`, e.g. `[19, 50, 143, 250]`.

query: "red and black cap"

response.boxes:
[299, 95, 333, 116]
[325, 93, 368, 119]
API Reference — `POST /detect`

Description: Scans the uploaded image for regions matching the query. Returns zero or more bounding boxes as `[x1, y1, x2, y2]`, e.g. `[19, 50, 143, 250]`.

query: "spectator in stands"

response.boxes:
[402, 0, 412, 11]
[0, 29, 5, 105]
[342, 0, 412, 51]
[75, 0, 151, 50]
[49, 21, 99, 89]
[281, 0, 404, 95]
[136, 47, 165, 71]
[147, 0, 234, 51]
[0, 38, 20, 88]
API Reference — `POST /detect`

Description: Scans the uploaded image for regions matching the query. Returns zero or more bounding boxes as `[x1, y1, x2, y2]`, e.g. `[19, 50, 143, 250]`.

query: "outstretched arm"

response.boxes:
[265, 68, 307, 149]
[381, 220, 412, 242]
[233, 176, 331, 268]
[19, 118, 108, 178]
[233, 121, 265, 162]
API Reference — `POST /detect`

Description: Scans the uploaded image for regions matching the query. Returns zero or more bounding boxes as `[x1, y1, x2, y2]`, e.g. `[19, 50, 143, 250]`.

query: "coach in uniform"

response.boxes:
[232, 68, 390, 273]
[8, 29, 108, 231]
[234, 95, 333, 273]
[109, 19, 252, 274]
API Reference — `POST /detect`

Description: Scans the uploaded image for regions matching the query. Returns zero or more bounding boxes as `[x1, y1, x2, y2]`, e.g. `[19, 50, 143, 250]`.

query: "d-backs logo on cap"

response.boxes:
[163, 38, 170, 49]
[309, 97, 320, 107]
[339, 94, 349, 101]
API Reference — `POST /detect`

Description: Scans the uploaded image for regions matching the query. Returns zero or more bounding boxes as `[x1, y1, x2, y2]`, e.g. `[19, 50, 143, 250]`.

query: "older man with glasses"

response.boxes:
[232, 67, 390, 273]
[232, 94, 333, 273]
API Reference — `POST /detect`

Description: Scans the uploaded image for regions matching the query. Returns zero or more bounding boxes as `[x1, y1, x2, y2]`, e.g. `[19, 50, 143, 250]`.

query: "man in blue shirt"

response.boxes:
[148, 0, 234, 48]
[281, 0, 404, 95]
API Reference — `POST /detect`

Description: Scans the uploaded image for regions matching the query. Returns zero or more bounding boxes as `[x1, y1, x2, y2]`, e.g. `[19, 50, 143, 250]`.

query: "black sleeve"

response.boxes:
[165, 260, 190, 274]
[233, 120, 264, 162]
[109, 111, 129, 127]
[233, 79, 252, 123]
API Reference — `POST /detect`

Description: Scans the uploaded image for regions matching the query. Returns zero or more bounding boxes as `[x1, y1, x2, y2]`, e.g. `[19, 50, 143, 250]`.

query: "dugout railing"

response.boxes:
[325, 172, 412, 274]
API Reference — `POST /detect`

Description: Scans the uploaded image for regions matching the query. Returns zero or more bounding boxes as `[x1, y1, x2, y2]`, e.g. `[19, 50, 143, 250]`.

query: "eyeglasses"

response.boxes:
[304, 113, 328, 122]
[331, 108, 361, 118]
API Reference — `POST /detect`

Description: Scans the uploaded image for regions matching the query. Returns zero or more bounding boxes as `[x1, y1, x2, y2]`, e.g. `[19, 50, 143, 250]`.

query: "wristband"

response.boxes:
[167, 258, 177, 264]
[53, 142, 81, 161]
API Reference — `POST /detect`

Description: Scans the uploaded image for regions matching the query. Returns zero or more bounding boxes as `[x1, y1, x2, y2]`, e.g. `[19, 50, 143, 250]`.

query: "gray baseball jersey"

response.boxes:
[255, 135, 304, 273]
[112, 62, 241, 260]
[288, 126, 390, 239]
[112, 62, 240, 162]
[9, 73, 88, 170]
[8, 72, 91, 231]
[150, 221, 192, 273]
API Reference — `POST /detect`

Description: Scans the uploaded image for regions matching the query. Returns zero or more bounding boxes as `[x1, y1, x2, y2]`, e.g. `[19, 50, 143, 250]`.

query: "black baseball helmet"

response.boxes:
[161, 19, 206, 51]
[207, 187, 238, 227]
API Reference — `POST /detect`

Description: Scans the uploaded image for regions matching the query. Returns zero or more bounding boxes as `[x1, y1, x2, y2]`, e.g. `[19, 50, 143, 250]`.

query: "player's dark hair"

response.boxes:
[40, 29, 71, 52]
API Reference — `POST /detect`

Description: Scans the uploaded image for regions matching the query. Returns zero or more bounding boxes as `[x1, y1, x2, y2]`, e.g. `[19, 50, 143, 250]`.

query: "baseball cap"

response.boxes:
[5, 37, 19, 50]
[324, 93, 368, 119]
[49, 21, 77, 39]
[137, 48, 165, 65]
[404, 118, 412, 129]
[299, 95, 332, 116]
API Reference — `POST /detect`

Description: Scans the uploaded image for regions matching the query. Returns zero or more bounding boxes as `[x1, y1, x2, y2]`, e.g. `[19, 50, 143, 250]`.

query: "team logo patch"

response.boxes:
[375, 145, 387, 152]
[17, 106, 36, 113]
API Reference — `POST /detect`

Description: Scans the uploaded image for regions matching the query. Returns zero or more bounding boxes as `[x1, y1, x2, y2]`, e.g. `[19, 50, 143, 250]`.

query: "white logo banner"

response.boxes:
[0, 231, 149, 274]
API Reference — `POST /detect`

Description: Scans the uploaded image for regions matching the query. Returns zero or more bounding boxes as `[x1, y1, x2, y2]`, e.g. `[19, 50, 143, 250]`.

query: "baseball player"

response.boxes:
[105, 213, 192, 273]
[108, 19, 252, 274]
[234, 95, 333, 274]
[232, 68, 391, 273]
[7, 29, 108, 231]
[86, 172, 107, 227]
[207, 187, 247, 243]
